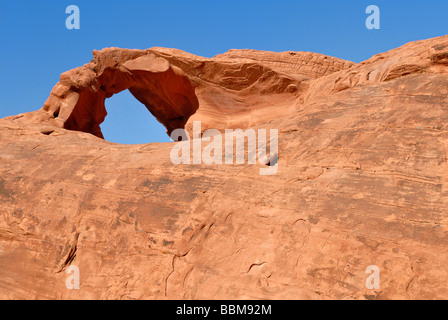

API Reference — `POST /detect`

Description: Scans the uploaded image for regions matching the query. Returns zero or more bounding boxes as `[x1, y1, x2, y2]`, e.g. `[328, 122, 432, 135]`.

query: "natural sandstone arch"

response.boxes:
[37, 47, 357, 141]
[42, 49, 199, 139]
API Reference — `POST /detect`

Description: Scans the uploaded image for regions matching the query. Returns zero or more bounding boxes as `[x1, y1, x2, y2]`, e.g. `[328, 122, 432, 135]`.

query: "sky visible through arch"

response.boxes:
[0, 0, 447, 144]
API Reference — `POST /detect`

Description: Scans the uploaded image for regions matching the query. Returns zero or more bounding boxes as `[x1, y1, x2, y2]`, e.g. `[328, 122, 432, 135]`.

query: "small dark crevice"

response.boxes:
[56, 245, 77, 273]
[165, 248, 192, 297]
[265, 155, 279, 167]
[247, 262, 267, 273]
[64, 246, 77, 267]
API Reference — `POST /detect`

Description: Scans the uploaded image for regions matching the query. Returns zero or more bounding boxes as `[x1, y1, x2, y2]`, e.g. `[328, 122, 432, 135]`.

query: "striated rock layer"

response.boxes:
[0, 35, 448, 300]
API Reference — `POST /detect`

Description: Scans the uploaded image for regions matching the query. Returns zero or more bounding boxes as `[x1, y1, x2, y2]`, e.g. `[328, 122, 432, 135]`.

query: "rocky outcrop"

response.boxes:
[0, 35, 447, 300]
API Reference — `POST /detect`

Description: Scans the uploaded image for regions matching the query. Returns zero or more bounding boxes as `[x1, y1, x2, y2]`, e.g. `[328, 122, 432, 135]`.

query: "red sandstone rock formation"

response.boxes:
[0, 35, 447, 300]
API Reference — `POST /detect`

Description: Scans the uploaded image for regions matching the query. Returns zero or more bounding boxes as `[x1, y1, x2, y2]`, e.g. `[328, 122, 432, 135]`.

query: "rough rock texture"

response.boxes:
[0, 35, 448, 300]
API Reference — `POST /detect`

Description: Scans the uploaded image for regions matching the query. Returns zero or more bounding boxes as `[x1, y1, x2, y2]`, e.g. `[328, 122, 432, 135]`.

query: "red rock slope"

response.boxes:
[0, 35, 447, 299]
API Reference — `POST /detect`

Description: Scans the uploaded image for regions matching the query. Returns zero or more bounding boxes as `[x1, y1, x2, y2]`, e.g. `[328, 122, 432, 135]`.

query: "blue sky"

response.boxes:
[0, 0, 447, 144]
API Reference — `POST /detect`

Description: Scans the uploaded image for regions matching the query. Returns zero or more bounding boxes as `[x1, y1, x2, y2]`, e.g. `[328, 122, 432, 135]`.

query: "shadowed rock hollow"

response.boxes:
[0, 35, 447, 300]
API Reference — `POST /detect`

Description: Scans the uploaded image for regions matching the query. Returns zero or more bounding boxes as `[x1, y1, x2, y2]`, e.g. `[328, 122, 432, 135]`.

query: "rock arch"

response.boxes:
[42, 48, 199, 139]
[36, 46, 357, 140]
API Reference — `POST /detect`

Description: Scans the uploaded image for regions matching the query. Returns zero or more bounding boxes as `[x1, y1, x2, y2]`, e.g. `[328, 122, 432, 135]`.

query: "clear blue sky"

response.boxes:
[0, 0, 447, 144]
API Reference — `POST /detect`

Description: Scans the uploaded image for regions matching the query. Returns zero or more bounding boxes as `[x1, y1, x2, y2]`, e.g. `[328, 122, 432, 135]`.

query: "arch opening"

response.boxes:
[100, 90, 171, 145]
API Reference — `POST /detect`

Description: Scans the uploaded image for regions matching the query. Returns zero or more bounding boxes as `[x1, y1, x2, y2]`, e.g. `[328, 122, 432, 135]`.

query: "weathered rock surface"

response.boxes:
[0, 35, 447, 300]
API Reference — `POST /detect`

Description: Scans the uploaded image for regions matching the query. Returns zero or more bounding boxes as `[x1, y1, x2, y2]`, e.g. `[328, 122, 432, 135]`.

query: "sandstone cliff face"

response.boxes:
[0, 35, 447, 300]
